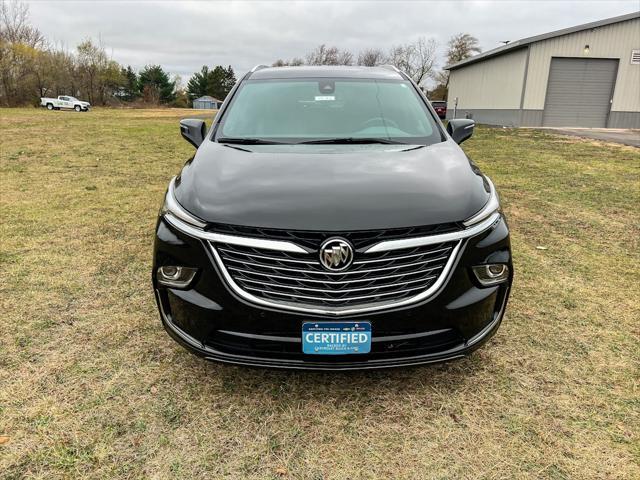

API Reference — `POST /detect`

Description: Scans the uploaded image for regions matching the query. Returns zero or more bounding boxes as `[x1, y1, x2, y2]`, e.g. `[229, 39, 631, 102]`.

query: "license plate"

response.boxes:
[302, 321, 371, 355]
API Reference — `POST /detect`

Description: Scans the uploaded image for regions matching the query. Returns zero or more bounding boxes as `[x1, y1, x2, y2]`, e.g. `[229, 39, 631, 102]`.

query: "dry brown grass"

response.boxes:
[1, 108, 639, 479]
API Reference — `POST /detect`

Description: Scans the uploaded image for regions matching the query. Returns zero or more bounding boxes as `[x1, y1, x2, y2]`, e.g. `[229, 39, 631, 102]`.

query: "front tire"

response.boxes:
[46, 103, 53, 110]
[74, 105, 81, 112]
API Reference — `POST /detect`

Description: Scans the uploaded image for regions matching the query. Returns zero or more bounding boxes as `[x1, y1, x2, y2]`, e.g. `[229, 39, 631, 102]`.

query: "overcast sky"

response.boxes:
[26, 0, 639, 85]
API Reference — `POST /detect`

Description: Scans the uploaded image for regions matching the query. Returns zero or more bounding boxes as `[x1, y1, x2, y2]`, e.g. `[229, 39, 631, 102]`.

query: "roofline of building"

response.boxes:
[445, 11, 640, 70]
[194, 96, 223, 102]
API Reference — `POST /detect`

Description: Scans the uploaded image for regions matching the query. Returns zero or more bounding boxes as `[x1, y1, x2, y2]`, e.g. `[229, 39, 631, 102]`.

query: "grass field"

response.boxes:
[1, 107, 639, 479]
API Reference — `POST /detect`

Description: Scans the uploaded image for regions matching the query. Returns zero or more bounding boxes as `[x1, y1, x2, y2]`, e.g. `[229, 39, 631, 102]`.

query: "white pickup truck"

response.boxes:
[40, 95, 91, 112]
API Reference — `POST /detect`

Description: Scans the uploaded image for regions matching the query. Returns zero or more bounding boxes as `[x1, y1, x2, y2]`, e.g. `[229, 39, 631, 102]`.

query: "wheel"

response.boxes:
[74, 105, 81, 112]
[46, 103, 53, 110]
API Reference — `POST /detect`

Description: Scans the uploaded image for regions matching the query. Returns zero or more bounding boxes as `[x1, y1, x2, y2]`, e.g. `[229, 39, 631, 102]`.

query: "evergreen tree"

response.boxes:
[206, 65, 227, 100]
[186, 65, 209, 101]
[119, 65, 139, 101]
[138, 65, 175, 104]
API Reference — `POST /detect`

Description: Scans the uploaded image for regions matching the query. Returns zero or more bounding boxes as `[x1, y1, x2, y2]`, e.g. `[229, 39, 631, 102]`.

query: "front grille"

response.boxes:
[211, 236, 458, 311]
[207, 222, 461, 250]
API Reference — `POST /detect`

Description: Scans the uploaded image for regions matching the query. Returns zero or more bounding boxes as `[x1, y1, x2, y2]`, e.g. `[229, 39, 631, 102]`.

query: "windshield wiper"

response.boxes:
[298, 137, 404, 145]
[217, 137, 285, 145]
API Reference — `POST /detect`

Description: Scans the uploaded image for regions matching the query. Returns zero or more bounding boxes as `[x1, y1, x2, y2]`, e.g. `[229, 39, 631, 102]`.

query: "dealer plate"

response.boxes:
[302, 322, 371, 355]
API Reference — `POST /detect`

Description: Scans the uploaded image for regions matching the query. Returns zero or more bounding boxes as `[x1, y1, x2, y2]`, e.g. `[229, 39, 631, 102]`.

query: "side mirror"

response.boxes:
[180, 119, 206, 148]
[447, 119, 475, 145]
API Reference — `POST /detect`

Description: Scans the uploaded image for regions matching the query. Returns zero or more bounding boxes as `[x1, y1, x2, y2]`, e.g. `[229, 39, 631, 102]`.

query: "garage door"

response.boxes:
[543, 58, 618, 127]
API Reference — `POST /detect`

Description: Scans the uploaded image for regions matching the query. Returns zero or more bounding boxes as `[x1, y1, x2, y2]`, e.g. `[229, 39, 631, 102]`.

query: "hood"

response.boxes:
[174, 140, 489, 231]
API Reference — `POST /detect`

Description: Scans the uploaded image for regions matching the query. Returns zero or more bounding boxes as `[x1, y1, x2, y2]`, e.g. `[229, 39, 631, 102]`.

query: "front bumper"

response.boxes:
[152, 214, 513, 370]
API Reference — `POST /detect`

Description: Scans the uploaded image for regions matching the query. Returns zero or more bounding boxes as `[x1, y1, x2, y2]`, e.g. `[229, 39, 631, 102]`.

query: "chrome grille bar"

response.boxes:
[237, 275, 437, 293]
[352, 246, 452, 264]
[219, 255, 450, 276]
[227, 266, 443, 285]
[244, 284, 429, 303]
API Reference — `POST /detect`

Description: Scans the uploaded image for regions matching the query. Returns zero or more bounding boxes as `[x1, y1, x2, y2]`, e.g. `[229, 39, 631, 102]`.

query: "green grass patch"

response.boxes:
[1, 108, 638, 479]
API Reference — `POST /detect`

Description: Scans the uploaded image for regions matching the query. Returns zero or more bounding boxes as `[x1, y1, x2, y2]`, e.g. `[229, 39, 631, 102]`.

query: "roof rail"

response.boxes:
[379, 64, 401, 73]
[250, 64, 269, 73]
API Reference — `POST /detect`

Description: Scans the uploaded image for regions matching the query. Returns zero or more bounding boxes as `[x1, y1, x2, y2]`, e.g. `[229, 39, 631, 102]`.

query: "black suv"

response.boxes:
[153, 65, 512, 370]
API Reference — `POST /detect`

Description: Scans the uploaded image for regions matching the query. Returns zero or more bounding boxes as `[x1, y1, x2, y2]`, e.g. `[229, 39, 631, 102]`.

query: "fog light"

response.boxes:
[472, 264, 509, 287]
[157, 266, 197, 288]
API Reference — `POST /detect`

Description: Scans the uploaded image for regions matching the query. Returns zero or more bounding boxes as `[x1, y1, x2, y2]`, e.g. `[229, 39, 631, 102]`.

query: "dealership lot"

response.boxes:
[1, 108, 638, 478]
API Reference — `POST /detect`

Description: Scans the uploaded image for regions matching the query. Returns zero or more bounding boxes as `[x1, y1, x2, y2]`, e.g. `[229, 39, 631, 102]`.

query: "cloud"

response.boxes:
[26, 0, 638, 82]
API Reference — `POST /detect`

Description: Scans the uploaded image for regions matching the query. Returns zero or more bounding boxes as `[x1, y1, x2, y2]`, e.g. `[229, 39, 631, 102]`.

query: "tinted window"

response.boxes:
[217, 79, 442, 145]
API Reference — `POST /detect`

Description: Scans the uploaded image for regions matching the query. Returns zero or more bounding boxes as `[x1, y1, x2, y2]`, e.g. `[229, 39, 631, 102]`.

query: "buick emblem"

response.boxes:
[319, 238, 354, 271]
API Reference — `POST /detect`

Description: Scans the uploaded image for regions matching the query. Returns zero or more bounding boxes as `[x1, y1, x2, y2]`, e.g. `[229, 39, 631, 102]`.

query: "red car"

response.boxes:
[431, 101, 447, 119]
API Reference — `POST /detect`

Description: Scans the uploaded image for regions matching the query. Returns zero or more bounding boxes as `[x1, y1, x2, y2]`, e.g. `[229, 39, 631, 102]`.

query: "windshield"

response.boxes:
[215, 78, 442, 145]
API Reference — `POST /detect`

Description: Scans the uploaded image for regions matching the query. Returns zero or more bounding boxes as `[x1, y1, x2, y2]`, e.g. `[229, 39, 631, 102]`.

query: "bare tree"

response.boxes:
[387, 37, 437, 85]
[0, 0, 46, 105]
[446, 33, 481, 65]
[272, 57, 304, 67]
[0, 0, 44, 46]
[306, 44, 354, 66]
[357, 48, 385, 67]
[433, 33, 482, 99]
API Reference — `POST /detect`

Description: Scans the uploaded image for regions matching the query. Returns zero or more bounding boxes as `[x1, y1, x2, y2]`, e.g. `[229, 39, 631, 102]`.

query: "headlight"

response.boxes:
[472, 264, 510, 287]
[160, 176, 207, 228]
[463, 176, 500, 227]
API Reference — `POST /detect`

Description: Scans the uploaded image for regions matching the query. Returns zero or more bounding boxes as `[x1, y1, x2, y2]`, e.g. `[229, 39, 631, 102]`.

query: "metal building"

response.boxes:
[193, 95, 223, 109]
[446, 12, 640, 128]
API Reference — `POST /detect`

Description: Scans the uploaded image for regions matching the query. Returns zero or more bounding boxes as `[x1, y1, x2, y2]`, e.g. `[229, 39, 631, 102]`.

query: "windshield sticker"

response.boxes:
[315, 95, 335, 101]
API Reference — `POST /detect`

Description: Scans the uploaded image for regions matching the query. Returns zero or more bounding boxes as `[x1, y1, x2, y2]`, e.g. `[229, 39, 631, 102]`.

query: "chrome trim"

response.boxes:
[161, 205, 501, 315]
[353, 246, 452, 264]
[209, 240, 463, 315]
[364, 212, 500, 253]
[220, 255, 449, 276]
[162, 177, 207, 229]
[156, 266, 197, 289]
[250, 64, 269, 72]
[227, 266, 442, 285]
[244, 284, 429, 303]
[238, 275, 436, 294]
[462, 177, 500, 227]
[218, 248, 316, 264]
[164, 214, 308, 254]
[216, 328, 452, 344]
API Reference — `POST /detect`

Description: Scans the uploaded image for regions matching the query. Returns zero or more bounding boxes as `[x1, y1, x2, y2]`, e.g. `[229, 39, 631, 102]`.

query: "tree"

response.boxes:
[218, 65, 236, 99]
[186, 65, 235, 103]
[186, 65, 209, 100]
[272, 57, 304, 67]
[118, 65, 139, 101]
[74, 39, 125, 104]
[0, 0, 45, 105]
[433, 33, 482, 100]
[387, 37, 437, 86]
[446, 33, 481, 65]
[0, 0, 44, 47]
[306, 44, 353, 66]
[357, 48, 385, 67]
[138, 64, 175, 104]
